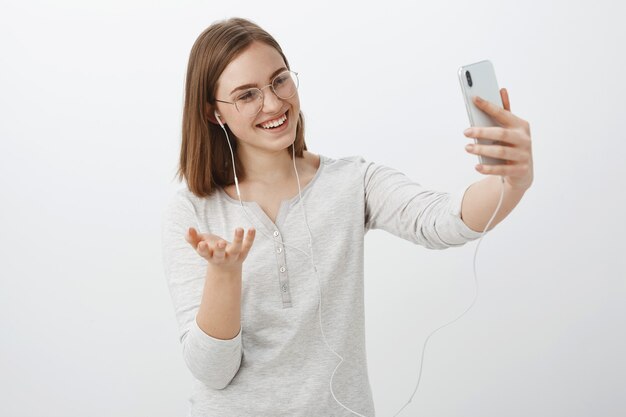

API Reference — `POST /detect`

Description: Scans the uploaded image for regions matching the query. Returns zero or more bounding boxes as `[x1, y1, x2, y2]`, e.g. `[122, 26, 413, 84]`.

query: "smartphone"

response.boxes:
[458, 60, 507, 166]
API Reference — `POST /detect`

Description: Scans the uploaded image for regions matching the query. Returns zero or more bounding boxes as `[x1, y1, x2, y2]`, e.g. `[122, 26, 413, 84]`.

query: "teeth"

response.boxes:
[260, 112, 287, 129]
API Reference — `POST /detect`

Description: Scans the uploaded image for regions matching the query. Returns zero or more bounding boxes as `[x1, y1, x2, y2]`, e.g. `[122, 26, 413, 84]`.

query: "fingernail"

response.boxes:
[465, 144, 474, 151]
[464, 128, 472, 135]
[474, 96, 483, 103]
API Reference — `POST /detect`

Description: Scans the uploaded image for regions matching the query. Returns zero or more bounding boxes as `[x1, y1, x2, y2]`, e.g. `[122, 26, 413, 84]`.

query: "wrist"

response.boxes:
[206, 263, 242, 281]
[503, 177, 531, 193]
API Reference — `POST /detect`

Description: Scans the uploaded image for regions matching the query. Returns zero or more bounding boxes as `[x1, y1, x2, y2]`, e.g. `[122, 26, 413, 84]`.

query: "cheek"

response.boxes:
[222, 120, 251, 141]
[289, 96, 301, 116]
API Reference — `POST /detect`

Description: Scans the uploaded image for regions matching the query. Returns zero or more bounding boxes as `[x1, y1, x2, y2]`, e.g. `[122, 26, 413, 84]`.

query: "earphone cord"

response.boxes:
[219, 122, 363, 415]
[218, 119, 505, 417]
[391, 174, 505, 417]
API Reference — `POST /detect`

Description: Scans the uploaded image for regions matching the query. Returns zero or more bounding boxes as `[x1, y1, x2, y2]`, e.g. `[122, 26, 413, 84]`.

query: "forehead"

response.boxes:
[217, 41, 286, 94]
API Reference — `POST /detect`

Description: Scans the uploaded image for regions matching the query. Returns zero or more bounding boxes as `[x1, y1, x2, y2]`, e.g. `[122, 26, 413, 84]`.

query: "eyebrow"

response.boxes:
[229, 67, 288, 95]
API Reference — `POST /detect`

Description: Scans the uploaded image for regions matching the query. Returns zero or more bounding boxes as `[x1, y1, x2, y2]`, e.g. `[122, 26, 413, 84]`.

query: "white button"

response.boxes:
[281, 284, 288, 292]
[277, 247, 282, 253]
[280, 266, 286, 273]
[273, 231, 279, 237]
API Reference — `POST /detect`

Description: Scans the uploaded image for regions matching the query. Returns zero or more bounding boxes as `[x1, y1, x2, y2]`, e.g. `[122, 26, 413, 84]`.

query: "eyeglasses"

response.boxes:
[215, 70, 299, 117]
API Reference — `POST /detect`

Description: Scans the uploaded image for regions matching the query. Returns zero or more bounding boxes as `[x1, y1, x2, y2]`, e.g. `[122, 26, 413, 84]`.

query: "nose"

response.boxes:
[260, 85, 283, 114]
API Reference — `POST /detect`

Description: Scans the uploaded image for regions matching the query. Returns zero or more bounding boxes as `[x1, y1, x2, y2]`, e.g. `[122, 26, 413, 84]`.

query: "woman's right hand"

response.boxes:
[185, 226, 256, 270]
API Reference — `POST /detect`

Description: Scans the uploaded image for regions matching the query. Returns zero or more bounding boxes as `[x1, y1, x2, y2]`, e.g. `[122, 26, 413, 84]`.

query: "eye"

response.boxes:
[237, 90, 255, 102]
[274, 74, 288, 86]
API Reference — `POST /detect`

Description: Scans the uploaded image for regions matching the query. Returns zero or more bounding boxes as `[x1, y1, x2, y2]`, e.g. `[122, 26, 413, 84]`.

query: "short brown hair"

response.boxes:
[176, 17, 307, 198]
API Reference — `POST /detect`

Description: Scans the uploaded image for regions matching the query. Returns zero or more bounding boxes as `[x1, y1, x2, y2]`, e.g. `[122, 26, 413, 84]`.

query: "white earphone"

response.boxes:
[214, 110, 223, 127]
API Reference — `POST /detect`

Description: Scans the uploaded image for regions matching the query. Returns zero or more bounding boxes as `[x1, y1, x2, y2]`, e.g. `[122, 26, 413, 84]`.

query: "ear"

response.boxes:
[205, 102, 224, 126]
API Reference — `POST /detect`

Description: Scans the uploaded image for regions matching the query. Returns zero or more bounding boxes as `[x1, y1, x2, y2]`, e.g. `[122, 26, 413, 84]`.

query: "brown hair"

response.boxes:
[176, 17, 307, 198]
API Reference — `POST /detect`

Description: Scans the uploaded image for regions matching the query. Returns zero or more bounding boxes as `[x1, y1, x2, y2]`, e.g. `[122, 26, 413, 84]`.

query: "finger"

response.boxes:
[213, 240, 227, 260]
[463, 126, 525, 146]
[239, 228, 256, 258]
[185, 227, 200, 246]
[472, 95, 517, 127]
[475, 162, 529, 176]
[500, 88, 511, 112]
[465, 143, 526, 163]
[188, 228, 211, 254]
[198, 240, 213, 258]
[187, 228, 213, 254]
[226, 228, 244, 257]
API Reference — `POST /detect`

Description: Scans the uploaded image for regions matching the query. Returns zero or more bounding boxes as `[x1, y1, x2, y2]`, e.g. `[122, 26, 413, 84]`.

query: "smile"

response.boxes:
[257, 111, 288, 129]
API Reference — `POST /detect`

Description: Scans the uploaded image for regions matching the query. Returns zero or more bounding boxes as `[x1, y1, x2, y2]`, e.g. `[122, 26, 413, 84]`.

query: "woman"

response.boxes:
[161, 17, 534, 417]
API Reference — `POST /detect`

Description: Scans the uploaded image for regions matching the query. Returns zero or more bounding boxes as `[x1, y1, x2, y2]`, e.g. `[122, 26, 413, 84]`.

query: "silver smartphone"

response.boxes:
[458, 60, 507, 166]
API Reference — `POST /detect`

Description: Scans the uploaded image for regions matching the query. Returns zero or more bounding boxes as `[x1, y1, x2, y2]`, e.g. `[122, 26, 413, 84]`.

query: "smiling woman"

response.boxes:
[176, 18, 307, 197]
[161, 16, 525, 417]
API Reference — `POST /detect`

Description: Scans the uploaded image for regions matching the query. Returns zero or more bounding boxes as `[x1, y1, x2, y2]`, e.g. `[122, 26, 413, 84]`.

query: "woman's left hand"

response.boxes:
[463, 88, 534, 191]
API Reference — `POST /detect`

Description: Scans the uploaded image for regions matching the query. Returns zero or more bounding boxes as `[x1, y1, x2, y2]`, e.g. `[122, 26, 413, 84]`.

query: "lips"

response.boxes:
[256, 110, 288, 128]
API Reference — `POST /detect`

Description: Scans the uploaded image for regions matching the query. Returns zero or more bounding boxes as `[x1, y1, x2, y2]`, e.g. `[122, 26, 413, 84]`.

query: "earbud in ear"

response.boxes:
[214, 110, 223, 127]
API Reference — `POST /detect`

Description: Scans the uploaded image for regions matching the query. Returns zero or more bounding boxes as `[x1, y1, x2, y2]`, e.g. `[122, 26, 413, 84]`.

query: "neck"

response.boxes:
[237, 144, 299, 186]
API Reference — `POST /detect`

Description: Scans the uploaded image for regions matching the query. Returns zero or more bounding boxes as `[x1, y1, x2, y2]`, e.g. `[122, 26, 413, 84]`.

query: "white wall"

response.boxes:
[1, 1, 624, 416]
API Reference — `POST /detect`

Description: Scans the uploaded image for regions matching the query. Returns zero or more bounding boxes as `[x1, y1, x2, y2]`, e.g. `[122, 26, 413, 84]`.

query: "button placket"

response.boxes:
[272, 229, 291, 307]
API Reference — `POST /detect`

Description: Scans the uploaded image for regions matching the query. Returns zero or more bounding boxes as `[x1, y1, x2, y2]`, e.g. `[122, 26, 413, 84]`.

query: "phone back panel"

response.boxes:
[458, 60, 506, 165]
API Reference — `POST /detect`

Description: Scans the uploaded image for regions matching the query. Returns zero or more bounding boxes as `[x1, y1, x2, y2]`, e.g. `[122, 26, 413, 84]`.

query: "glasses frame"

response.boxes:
[215, 70, 299, 117]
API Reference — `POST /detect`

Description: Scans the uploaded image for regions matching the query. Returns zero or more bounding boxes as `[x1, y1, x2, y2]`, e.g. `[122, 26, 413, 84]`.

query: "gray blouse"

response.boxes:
[161, 154, 484, 417]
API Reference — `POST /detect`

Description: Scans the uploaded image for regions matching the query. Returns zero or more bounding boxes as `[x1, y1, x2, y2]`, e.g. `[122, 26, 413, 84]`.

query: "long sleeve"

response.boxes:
[161, 191, 243, 389]
[362, 158, 484, 249]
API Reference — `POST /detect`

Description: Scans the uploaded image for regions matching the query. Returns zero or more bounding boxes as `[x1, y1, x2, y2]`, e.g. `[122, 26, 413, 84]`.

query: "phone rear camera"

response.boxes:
[465, 70, 473, 87]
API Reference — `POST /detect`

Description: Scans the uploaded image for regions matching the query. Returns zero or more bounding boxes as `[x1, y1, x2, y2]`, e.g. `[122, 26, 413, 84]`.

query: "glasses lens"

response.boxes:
[272, 71, 298, 99]
[235, 89, 263, 117]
